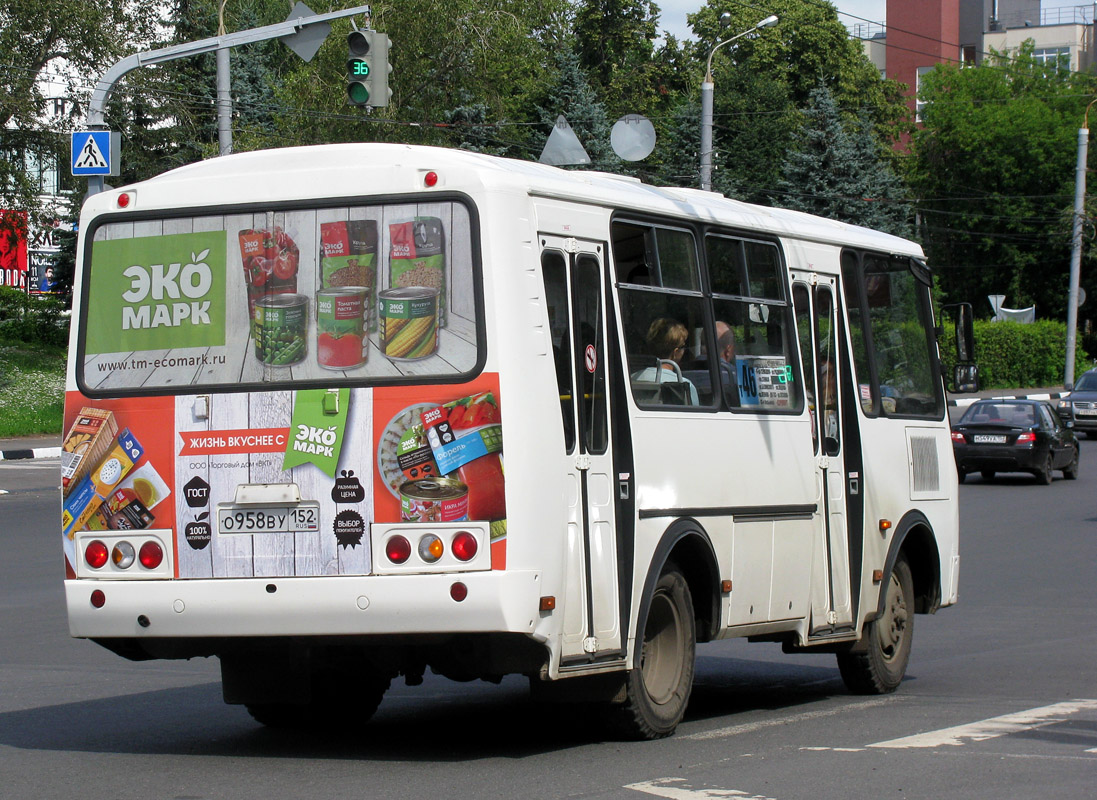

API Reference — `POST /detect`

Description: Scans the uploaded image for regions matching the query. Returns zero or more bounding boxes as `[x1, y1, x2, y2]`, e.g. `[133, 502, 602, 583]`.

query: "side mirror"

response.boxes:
[953, 363, 979, 394]
[954, 302, 975, 363]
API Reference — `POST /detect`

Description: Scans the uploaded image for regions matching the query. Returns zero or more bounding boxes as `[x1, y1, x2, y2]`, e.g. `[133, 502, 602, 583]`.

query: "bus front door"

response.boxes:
[793, 276, 855, 636]
[541, 237, 623, 663]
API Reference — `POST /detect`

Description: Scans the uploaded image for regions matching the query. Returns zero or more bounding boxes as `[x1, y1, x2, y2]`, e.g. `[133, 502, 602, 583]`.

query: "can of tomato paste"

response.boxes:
[316, 288, 366, 369]
[379, 287, 439, 361]
[253, 294, 307, 366]
[400, 477, 469, 523]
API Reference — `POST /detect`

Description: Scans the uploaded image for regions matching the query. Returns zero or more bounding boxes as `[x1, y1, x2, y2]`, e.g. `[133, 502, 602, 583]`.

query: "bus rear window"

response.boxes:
[79, 201, 480, 394]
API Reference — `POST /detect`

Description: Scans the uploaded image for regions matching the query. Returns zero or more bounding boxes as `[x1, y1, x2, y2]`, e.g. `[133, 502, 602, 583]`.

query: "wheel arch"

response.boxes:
[879, 510, 941, 617]
[634, 518, 721, 667]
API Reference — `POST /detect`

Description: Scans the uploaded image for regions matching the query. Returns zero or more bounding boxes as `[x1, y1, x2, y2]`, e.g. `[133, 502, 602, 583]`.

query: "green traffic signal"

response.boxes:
[346, 29, 391, 108]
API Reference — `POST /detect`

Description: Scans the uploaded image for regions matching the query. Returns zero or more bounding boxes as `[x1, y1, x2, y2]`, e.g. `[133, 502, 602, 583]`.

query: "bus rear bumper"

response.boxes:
[65, 570, 544, 641]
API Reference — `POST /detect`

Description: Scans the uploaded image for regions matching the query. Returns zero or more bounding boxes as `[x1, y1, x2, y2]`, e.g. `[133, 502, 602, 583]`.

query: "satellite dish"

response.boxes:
[611, 114, 656, 161]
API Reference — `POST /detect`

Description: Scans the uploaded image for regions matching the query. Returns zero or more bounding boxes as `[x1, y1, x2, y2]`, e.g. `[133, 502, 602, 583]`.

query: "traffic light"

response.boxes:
[346, 29, 392, 108]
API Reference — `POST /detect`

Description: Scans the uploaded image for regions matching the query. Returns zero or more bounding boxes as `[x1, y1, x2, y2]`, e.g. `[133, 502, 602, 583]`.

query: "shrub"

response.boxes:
[0, 286, 70, 347]
[939, 318, 1092, 389]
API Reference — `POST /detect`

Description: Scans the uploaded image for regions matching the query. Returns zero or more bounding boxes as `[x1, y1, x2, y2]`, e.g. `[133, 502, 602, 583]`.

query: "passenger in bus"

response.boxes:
[820, 357, 839, 440]
[631, 317, 699, 405]
[715, 321, 741, 408]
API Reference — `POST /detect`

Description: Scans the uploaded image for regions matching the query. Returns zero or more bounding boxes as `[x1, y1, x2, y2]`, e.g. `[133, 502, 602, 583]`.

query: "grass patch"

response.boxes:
[0, 340, 66, 437]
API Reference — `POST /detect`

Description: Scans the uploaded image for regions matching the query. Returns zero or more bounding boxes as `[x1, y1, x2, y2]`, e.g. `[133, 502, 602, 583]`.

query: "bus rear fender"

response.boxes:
[878, 510, 942, 618]
[634, 518, 721, 662]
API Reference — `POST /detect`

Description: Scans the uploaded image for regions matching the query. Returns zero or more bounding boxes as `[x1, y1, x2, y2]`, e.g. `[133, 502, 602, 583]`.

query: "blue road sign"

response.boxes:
[71, 131, 116, 176]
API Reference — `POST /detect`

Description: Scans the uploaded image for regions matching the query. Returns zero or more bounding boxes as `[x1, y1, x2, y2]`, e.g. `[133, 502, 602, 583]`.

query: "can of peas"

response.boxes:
[254, 294, 308, 366]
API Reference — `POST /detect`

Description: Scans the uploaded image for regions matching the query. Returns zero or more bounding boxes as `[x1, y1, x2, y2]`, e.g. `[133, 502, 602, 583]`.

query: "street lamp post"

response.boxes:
[1065, 98, 1097, 388]
[700, 14, 778, 192]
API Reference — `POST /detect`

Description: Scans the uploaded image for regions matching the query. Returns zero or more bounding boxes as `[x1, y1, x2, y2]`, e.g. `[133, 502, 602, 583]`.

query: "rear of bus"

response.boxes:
[61, 145, 548, 720]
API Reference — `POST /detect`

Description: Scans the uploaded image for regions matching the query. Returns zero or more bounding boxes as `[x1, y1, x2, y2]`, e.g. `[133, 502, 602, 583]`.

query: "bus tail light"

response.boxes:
[386, 534, 411, 564]
[418, 534, 444, 563]
[112, 541, 136, 568]
[85, 540, 109, 569]
[451, 531, 477, 561]
[138, 541, 164, 569]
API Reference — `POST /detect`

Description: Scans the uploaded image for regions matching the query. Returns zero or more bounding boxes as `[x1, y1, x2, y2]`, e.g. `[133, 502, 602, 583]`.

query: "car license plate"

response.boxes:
[1076, 408, 1097, 416]
[218, 503, 320, 534]
[972, 434, 1007, 444]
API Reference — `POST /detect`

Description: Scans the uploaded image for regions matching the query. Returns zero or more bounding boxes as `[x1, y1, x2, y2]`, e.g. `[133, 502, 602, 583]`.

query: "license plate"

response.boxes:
[218, 503, 320, 534]
[972, 434, 1007, 444]
[1076, 408, 1097, 416]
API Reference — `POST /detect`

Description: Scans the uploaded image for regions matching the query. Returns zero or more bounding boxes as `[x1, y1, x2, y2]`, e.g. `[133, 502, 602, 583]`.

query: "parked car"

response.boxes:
[951, 398, 1079, 484]
[1057, 367, 1097, 438]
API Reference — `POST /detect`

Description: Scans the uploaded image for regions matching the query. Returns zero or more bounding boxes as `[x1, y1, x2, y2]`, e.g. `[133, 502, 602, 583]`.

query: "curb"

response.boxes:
[0, 447, 62, 461]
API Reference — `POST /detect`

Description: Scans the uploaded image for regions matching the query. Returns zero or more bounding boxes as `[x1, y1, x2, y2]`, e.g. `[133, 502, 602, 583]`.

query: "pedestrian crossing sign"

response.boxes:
[71, 131, 119, 176]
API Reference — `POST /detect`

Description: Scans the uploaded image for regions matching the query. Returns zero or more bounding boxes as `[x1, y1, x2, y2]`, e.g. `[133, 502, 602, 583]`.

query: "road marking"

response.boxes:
[799, 746, 865, 752]
[625, 778, 775, 799]
[683, 696, 899, 741]
[868, 699, 1097, 749]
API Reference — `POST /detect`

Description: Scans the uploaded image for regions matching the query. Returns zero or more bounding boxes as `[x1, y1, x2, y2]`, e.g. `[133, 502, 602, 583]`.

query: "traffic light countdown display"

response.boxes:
[346, 30, 391, 108]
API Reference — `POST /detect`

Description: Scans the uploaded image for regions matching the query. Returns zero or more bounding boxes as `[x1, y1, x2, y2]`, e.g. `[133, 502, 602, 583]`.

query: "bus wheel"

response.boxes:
[245, 672, 390, 730]
[837, 556, 913, 694]
[604, 566, 695, 740]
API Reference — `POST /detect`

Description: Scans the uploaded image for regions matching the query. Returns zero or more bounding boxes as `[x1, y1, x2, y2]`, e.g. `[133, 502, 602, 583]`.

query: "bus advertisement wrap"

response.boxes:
[61, 374, 505, 579]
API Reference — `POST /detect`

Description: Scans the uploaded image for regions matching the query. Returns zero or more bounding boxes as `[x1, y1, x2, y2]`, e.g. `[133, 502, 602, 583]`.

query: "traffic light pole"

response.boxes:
[84, 3, 371, 195]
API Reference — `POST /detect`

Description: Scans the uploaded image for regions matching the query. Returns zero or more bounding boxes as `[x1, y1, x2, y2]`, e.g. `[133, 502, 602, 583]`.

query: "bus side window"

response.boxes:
[614, 221, 713, 409]
[542, 251, 576, 451]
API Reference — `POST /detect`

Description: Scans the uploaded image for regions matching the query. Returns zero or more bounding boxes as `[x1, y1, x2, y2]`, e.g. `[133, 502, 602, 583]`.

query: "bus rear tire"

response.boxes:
[603, 566, 695, 740]
[837, 556, 913, 695]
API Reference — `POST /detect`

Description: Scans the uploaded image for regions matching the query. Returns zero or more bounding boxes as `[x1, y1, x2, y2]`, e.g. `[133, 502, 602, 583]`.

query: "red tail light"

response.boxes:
[138, 541, 164, 569]
[386, 535, 411, 564]
[1016, 432, 1036, 444]
[85, 540, 109, 569]
[950, 431, 965, 443]
[451, 531, 478, 561]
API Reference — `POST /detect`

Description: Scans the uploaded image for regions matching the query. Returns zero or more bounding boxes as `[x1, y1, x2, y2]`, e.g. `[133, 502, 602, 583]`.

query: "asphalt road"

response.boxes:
[1, 446, 1095, 800]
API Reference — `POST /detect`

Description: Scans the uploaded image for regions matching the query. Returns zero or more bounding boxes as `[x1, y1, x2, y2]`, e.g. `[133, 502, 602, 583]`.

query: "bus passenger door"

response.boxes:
[792, 276, 854, 635]
[541, 238, 622, 663]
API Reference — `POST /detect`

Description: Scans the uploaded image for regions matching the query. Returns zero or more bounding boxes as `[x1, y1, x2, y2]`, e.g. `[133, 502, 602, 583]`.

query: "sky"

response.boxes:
[656, 1, 887, 42]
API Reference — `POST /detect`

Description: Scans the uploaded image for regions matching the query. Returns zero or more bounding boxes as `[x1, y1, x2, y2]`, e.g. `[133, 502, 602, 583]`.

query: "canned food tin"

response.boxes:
[254, 294, 307, 366]
[400, 477, 469, 523]
[379, 287, 439, 361]
[317, 288, 366, 370]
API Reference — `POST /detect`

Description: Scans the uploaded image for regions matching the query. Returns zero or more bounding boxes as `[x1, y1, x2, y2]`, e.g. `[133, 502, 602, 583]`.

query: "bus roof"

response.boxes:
[91, 143, 924, 259]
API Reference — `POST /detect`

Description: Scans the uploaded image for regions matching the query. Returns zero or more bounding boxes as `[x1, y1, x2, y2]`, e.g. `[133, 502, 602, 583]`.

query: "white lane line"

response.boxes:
[799, 746, 865, 752]
[683, 696, 900, 741]
[625, 778, 775, 799]
[868, 699, 1097, 749]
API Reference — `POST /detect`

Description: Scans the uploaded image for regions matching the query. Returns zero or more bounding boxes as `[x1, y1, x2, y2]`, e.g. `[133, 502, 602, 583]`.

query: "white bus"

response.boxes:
[62, 144, 965, 739]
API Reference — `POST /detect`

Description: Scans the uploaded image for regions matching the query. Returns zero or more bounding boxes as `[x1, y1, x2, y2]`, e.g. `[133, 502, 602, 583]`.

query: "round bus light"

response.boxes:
[424, 171, 439, 187]
[112, 541, 136, 569]
[450, 582, 468, 602]
[451, 531, 478, 562]
[386, 534, 411, 564]
[85, 540, 109, 569]
[117, 192, 131, 208]
[418, 534, 444, 563]
[90, 590, 106, 609]
[138, 540, 163, 569]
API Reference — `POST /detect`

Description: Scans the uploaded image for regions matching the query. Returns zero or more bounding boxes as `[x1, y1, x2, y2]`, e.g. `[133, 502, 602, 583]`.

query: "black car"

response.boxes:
[951, 398, 1079, 484]
[1058, 367, 1097, 438]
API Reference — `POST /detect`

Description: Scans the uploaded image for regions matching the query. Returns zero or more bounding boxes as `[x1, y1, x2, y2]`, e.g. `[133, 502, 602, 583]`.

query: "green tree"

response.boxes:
[1, 0, 158, 227]
[910, 43, 1097, 325]
[538, 49, 620, 170]
[776, 85, 911, 236]
[574, 0, 662, 119]
[686, 0, 909, 198]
